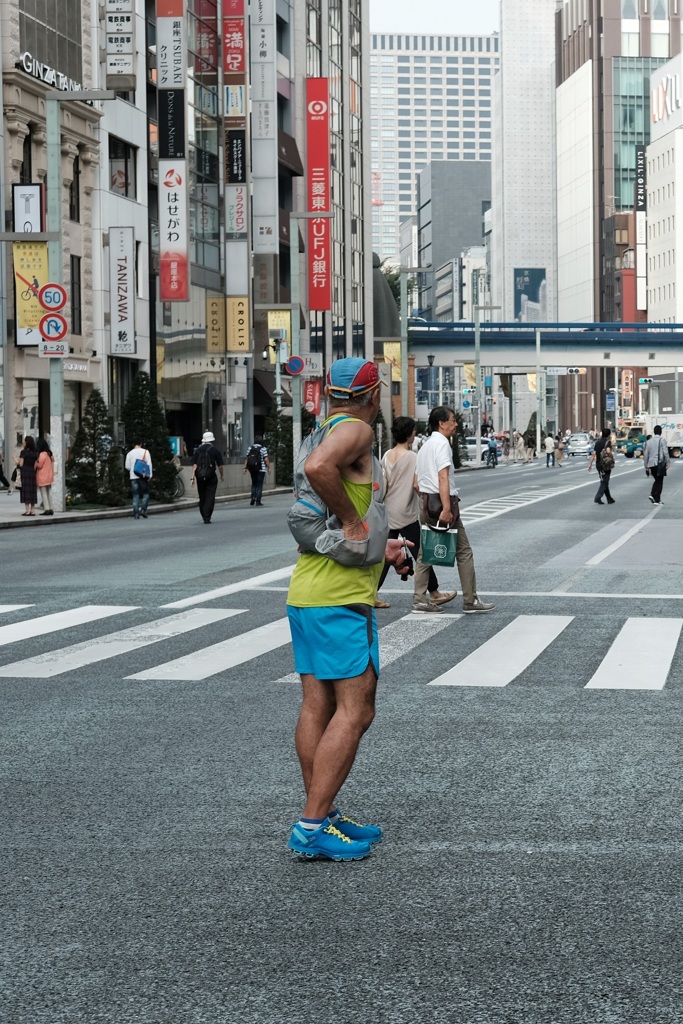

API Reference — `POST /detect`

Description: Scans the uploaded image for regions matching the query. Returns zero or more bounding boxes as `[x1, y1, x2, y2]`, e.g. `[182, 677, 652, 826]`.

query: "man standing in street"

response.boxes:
[414, 406, 495, 615]
[191, 431, 224, 524]
[544, 433, 555, 468]
[243, 435, 270, 506]
[588, 427, 615, 505]
[644, 424, 670, 505]
[286, 357, 411, 862]
[124, 439, 152, 520]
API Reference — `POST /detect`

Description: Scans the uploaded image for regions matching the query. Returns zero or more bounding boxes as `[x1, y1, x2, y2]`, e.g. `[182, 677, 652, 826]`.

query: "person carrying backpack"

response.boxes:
[588, 427, 615, 505]
[191, 431, 224, 524]
[243, 435, 270, 506]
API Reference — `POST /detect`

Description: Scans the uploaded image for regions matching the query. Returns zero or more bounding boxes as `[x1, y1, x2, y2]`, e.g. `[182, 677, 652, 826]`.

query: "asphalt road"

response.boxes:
[3, 454, 683, 1024]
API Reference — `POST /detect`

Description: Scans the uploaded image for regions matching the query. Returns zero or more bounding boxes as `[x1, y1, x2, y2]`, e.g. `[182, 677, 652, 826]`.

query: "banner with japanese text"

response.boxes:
[109, 227, 136, 354]
[159, 161, 190, 301]
[306, 78, 331, 311]
[13, 241, 49, 346]
[303, 379, 322, 416]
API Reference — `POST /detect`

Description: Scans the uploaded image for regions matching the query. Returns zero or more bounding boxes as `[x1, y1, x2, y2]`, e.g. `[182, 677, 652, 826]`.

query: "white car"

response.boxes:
[464, 437, 489, 463]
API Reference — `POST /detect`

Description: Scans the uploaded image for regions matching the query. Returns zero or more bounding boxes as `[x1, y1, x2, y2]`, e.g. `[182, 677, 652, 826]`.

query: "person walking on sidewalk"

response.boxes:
[124, 440, 153, 520]
[17, 436, 39, 516]
[243, 435, 270, 506]
[414, 406, 495, 615]
[644, 424, 670, 505]
[588, 427, 615, 505]
[375, 415, 455, 610]
[35, 438, 55, 515]
[191, 431, 224, 524]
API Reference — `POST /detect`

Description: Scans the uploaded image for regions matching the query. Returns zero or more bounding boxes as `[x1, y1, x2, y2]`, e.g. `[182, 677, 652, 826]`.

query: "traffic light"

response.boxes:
[462, 386, 477, 394]
[567, 367, 587, 375]
[639, 377, 653, 384]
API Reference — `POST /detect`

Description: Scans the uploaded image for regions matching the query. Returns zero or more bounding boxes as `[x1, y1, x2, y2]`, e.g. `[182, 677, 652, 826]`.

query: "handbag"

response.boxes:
[421, 522, 457, 567]
[134, 450, 151, 478]
[10, 467, 18, 483]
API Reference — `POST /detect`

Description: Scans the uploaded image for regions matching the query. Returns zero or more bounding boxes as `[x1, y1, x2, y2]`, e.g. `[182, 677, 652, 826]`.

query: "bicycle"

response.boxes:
[20, 286, 38, 302]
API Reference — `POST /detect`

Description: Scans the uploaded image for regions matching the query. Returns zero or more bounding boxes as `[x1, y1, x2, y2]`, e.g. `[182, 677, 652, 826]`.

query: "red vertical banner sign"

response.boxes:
[303, 379, 322, 415]
[306, 78, 331, 312]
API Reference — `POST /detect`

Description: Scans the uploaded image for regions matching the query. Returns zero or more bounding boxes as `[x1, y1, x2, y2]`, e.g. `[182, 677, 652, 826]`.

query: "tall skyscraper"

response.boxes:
[369, 32, 499, 265]
[556, 0, 675, 323]
[491, 0, 556, 322]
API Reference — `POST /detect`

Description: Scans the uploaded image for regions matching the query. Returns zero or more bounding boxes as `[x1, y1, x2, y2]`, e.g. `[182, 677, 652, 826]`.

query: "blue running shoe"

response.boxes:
[334, 812, 383, 845]
[288, 818, 372, 861]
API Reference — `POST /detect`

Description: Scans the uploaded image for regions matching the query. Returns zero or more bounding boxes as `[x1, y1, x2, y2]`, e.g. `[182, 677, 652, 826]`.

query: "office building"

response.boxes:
[416, 160, 491, 317]
[491, 0, 556, 322]
[370, 31, 499, 265]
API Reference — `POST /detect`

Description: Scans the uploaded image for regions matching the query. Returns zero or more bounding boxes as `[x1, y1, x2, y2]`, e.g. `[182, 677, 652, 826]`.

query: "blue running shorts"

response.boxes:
[287, 604, 379, 681]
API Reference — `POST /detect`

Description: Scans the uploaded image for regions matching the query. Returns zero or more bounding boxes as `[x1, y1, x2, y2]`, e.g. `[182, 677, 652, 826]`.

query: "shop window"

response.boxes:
[109, 137, 137, 198]
[69, 154, 81, 222]
[71, 256, 82, 335]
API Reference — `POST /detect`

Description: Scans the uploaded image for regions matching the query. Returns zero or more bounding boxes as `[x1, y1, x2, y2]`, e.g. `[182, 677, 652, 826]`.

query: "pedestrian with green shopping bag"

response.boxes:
[413, 406, 495, 615]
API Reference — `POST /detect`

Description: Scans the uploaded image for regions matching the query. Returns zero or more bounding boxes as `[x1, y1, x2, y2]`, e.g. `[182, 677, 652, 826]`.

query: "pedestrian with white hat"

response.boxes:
[190, 431, 224, 524]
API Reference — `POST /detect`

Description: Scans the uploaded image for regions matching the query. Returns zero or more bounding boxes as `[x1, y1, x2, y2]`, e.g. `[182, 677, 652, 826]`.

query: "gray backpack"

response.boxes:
[287, 414, 388, 568]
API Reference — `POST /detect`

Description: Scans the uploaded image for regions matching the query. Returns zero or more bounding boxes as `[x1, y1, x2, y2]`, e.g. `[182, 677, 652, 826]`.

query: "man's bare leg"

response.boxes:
[300, 663, 377, 820]
[295, 673, 337, 797]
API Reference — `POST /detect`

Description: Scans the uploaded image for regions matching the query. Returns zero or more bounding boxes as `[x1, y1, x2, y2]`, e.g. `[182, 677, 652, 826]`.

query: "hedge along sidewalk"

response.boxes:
[0, 487, 293, 529]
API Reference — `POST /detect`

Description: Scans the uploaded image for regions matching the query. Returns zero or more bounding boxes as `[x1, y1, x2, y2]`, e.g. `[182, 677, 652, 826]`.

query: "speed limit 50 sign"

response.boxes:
[38, 282, 68, 312]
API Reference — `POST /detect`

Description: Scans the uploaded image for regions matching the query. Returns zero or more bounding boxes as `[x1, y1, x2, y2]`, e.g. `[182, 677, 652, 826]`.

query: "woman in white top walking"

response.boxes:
[375, 416, 455, 610]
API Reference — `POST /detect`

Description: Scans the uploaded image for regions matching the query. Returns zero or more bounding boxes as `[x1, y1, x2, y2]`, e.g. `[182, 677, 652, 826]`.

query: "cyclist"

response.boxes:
[486, 434, 498, 468]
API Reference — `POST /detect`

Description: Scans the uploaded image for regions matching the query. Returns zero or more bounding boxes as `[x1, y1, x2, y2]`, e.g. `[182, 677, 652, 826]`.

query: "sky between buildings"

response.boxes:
[370, 0, 500, 35]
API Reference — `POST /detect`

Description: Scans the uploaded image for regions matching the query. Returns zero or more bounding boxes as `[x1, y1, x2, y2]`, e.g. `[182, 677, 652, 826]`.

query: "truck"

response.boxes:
[616, 416, 683, 459]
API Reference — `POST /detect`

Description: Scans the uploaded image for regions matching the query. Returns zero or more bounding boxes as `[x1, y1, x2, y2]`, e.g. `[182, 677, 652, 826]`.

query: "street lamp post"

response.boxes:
[45, 89, 114, 511]
[399, 264, 431, 416]
[474, 303, 500, 464]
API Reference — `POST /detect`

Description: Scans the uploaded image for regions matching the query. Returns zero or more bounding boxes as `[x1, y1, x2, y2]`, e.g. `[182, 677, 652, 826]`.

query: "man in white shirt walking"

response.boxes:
[124, 439, 153, 520]
[414, 406, 495, 614]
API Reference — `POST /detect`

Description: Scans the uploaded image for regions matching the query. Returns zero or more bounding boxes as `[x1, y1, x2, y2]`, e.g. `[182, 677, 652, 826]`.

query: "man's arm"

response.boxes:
[264, 452, 271, 473]
[437, 466, 453, 523]
[305, 420, 375, 541]
[215, 449, 224, 481]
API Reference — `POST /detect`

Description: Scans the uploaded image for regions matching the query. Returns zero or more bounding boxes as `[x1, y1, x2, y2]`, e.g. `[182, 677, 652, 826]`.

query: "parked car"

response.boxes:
[464, 436, 502, 463]
[566, 432, 594, 457]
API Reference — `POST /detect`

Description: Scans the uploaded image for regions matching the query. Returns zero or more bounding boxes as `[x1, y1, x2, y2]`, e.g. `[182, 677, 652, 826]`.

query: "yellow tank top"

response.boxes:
[287, 477, 384, 608]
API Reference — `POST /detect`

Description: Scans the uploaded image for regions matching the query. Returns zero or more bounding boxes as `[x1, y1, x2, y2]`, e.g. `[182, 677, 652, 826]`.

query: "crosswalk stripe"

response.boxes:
[161, 566, 295, 609]
[127, 615, 292, 681]
[585, 618, 682, 690]
[0, 605, 34, 614]
[0, 608, 243, 679]
[0, 605, 137, 649]
[275, 612, 458, 683]
[429, 615, 574, 687]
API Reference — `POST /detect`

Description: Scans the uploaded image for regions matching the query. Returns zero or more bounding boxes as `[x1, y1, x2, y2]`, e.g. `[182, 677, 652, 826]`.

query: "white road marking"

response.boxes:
[0, 605, 137, 649]
[128, 616, 293, 681]
[585, 507, 662, 566]
[459, 464, 642, 525]
[276, 611, 458, 683]
[429, 615, 574, 687]
[585, 618, 682, 690]
[0, 609, 243, 679]
[0, 605, 34, 614]
[161, 566, 296, 608]
[257, 587, 683, 600]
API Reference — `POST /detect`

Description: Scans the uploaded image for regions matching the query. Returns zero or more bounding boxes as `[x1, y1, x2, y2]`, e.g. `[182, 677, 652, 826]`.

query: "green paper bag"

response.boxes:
[421, 524, 458, 567]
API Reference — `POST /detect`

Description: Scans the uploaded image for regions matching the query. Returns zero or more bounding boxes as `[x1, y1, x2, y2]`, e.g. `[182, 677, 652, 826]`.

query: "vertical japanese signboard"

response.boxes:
[157, 0, 189, 301]
[109, 227, 136, 354]
[224, 0, 251, 324]
[306, 78, 331, 311]
[250, 0, 278, 254]
[105, 0, 136, 91]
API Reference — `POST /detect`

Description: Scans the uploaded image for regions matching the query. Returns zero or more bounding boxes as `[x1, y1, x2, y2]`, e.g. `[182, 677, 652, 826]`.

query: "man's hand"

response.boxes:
[438, 508, 454, 524]
[385, 537, 414, 575]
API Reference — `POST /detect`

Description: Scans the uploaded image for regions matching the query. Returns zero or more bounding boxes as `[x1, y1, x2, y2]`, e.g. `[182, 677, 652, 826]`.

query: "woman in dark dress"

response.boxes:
[18, 435, 39, 516]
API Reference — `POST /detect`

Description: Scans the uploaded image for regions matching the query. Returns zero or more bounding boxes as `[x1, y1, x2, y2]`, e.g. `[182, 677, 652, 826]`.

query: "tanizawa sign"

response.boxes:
[650, 55, 683, 142]
[17, 52, 82, 92]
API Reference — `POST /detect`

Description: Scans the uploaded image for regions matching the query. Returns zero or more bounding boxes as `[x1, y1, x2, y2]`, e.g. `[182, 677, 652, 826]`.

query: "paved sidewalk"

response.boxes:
[0, 485, 291, 529]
